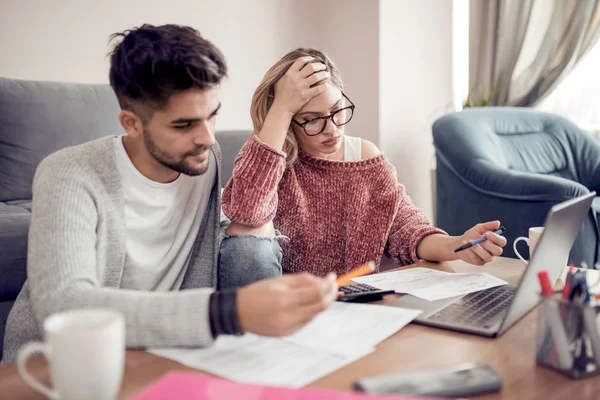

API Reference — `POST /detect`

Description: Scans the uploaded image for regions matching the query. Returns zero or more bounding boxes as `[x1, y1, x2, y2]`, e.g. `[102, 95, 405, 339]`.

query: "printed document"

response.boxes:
[284, 302, 421, 355]
[151, 335, 372, 388]
[352, 267, 508, 301]
[150, 302, 419, 387]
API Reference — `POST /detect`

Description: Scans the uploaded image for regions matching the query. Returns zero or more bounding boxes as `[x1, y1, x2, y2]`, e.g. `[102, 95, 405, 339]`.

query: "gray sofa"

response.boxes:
[0, 77, 250, 359]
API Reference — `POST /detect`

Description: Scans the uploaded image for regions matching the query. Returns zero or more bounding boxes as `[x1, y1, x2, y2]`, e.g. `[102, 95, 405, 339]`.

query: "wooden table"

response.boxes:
[2, 257, 599, 399]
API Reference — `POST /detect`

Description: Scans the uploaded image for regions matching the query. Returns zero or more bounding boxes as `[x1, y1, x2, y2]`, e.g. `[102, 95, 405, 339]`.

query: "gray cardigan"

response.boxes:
[3, 136, 222, 362]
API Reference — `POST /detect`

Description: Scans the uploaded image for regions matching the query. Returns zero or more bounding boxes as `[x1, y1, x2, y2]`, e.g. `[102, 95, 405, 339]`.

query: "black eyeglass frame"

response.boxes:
[291, 93, 355, 136]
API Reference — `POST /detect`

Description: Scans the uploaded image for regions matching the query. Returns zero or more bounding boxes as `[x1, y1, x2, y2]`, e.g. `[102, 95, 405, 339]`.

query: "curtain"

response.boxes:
[469, 0, 600, 107]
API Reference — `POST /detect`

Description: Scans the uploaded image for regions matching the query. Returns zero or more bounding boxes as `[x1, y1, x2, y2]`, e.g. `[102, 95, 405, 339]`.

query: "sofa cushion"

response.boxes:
[0, 202, 29, 301]
[5, 200, 32, 212]
[0, 300, 15, 360]
[215, 130, 250, 184]
[0, 78, 121, 201]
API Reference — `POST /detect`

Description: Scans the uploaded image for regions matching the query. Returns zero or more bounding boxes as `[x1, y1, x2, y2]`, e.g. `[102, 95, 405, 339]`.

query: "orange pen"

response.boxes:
[336, 261, 376, 287]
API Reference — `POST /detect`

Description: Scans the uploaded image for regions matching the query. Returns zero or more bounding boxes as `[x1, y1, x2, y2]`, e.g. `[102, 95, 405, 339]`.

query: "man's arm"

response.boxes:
[27, 157, 216, 348]
[27, 156, 339, 346]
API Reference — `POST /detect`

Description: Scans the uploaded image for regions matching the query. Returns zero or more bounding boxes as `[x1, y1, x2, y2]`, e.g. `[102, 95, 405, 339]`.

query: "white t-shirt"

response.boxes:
[113, 136, 216, 291]
[344, 135, 362, 161]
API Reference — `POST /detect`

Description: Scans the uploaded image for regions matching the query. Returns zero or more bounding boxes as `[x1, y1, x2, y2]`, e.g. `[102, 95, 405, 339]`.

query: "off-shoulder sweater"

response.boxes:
[222, 135, 445, 276]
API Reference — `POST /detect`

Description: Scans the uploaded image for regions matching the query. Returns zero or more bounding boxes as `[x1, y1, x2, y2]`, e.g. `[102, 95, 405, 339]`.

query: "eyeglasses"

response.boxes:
[291, 93, 355, 136]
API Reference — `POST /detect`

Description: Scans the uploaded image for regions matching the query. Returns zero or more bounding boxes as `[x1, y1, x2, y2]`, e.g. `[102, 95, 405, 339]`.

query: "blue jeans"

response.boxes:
[217, 232, 283, 289]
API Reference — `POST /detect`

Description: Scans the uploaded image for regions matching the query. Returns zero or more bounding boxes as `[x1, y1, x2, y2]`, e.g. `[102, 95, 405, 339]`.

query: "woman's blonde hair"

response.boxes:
[250, 48, 344, 165]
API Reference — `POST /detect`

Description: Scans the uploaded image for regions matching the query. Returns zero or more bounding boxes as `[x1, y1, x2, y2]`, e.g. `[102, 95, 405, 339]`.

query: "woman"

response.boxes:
[221, 48, 506, 282]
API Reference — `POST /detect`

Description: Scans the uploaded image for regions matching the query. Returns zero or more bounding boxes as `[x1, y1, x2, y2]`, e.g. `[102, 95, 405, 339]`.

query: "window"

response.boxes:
[537, 42, 600, 138]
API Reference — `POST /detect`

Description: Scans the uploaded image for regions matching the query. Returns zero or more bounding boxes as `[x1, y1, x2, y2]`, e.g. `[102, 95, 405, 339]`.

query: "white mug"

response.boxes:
[513, 227, 544, 264]
[17, 308, 125, 400]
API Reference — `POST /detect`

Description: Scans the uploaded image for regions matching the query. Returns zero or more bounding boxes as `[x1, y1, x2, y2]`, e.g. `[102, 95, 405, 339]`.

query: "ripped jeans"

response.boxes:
[217, 230, 284, 289]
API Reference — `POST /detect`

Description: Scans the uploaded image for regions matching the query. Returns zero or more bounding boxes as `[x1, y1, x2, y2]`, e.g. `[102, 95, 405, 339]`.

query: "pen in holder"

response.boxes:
[536, 296, 600, 378]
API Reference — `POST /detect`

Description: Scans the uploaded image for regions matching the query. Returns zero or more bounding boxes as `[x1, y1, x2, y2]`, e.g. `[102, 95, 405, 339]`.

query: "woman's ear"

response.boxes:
[119, 110, 144, 138]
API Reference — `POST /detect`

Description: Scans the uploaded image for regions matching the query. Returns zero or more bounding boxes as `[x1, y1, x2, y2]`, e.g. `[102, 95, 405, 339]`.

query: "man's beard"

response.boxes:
[142, 129, 211, 176]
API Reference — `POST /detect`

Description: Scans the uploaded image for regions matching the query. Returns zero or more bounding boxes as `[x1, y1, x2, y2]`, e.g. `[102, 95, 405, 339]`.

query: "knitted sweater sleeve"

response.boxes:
[222, 135, 287, 226]
[385, 183, 447, 265]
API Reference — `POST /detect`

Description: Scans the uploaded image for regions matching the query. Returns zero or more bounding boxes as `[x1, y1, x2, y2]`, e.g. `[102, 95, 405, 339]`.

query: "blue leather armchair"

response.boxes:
[433, 107, 600, 266]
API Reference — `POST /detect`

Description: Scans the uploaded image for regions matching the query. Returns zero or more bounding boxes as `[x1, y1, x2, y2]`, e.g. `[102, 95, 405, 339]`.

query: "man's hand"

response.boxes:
[455, 220, 507, 266]
[236, 272, 337, 337]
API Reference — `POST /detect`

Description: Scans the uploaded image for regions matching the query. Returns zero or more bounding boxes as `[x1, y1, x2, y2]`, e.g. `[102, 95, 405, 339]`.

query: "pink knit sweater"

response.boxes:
[222, 135, 446, 276]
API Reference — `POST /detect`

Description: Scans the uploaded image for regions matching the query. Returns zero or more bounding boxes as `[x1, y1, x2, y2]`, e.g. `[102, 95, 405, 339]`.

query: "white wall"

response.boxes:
[315, 0, 380, 145]
[0, 0, 305, 130]
[379, 0, 453, 220]
[452, 0, 469, 112]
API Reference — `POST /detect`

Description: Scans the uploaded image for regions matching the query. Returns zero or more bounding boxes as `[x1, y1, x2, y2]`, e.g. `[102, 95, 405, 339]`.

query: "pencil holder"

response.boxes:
[536, 296, 600, 378]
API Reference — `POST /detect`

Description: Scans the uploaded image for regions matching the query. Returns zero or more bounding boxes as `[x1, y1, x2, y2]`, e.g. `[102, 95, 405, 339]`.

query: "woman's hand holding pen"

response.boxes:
[454, 221, 507, 266]
[271, 56, 330, 116]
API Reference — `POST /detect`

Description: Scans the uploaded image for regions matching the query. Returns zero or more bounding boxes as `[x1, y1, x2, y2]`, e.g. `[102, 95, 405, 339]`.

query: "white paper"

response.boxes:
[283, 302, 421, 355]
[150, 334, 372, 388]
[149, 302, 421, 387]
[352, 267, 508, 301]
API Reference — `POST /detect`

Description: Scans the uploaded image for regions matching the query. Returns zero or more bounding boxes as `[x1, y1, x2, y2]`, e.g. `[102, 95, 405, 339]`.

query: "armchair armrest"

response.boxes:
[441, 156, 591, 202]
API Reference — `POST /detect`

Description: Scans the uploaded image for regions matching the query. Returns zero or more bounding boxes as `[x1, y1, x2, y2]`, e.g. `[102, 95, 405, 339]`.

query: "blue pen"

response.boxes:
[453, 226, 506, 253]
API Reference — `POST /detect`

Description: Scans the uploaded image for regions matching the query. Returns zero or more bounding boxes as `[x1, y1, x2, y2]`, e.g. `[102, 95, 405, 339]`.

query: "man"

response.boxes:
[2, 24, 337, 363]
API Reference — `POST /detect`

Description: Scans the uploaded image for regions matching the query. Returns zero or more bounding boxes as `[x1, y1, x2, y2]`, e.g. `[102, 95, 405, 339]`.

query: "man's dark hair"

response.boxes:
[108, 24, 227, 122]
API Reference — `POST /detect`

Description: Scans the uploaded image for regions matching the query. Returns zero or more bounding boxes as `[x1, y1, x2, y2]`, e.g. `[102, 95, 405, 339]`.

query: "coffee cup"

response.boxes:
[513, 227, 545, 264]
[17, 308, 125, 400]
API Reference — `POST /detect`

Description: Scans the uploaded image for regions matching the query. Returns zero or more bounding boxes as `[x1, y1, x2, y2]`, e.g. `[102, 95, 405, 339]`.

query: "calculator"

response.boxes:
[337, 283, 395, 303]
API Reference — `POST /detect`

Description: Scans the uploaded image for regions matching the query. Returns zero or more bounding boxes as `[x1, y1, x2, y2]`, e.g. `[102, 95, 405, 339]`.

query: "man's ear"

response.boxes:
[119, 110, 144, 138]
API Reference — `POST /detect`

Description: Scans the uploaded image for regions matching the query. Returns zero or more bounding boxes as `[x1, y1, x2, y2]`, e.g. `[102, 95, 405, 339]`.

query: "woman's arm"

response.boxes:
[415, 233, 462, 261]
[221, 137, 287, 227]
[417, 221, 506, 266]
[387, 195, 506, 266]
[260, 56, 331, 151]
[385, 184, 447, 265]
[222, 56, 330, 226]
[257, 103, 295, 151]
[379, 154, 506, 266]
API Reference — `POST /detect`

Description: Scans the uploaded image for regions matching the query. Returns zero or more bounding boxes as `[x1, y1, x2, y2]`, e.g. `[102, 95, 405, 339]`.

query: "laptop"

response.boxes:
[393, 192, 596, 337]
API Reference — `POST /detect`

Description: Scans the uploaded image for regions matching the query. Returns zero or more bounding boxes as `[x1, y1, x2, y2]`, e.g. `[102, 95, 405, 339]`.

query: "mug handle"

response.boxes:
[513, 237, 530, 264]
[17, 342, 58, 400]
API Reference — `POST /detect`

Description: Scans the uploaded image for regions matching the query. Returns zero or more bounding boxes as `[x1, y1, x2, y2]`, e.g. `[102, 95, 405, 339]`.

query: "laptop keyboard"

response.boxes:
[428, 286, 516, 328]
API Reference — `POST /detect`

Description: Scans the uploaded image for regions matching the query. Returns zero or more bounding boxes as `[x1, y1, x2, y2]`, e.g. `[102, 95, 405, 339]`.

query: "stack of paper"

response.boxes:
[352, 267, 508, 301]
[150, 302, 421, 388]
